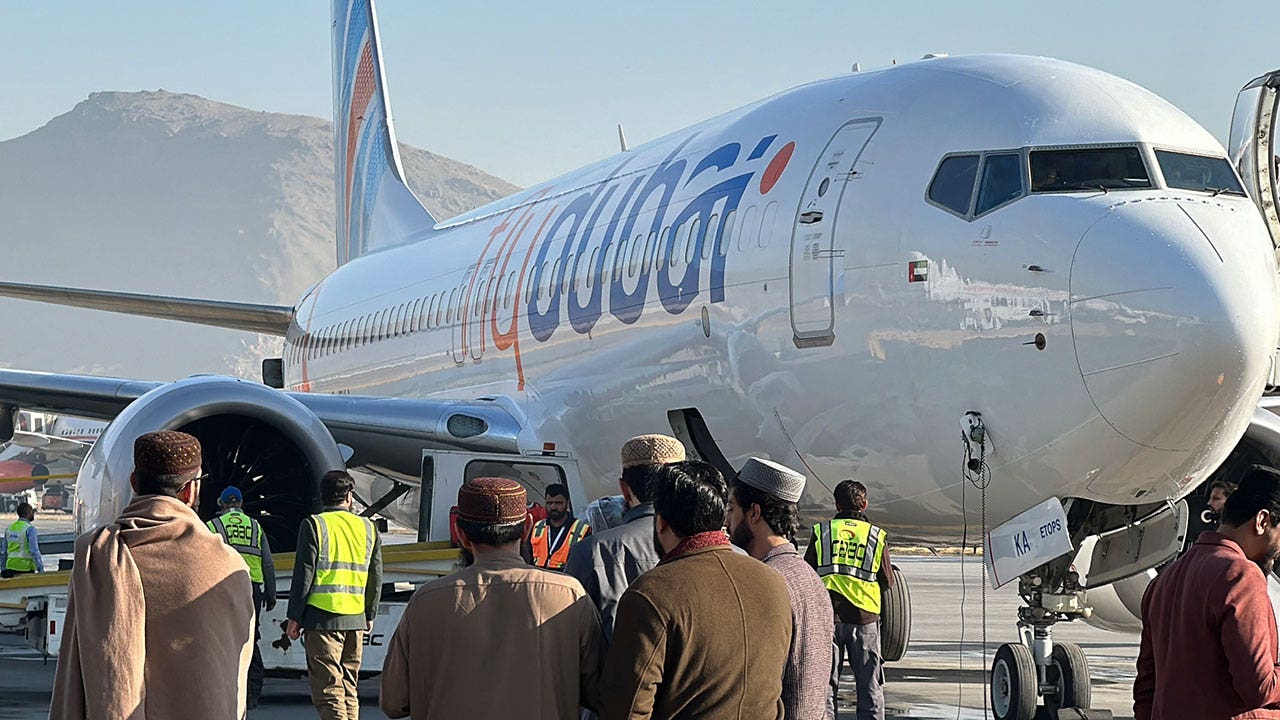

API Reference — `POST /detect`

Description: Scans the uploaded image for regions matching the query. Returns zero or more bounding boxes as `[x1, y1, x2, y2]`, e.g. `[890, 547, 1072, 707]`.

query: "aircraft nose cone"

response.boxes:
[1070, 200, 1278, 452]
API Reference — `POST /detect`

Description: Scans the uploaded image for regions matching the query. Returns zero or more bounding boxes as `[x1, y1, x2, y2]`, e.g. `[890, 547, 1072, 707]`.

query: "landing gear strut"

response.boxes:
[990, 558, 1094, 720]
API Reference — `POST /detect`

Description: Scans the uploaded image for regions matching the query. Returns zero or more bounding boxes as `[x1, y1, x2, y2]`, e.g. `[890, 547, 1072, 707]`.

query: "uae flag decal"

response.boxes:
[908, 259, 928, 283]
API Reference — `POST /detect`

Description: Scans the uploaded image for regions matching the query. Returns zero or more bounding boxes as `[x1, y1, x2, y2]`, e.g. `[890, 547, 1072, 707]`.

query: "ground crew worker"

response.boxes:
[1, 502, 43, 577]
[208, 486, 276, 709]
[527, 483, 591, 571]
[804, 480, 893, 720]
[286, 470, 383, 720]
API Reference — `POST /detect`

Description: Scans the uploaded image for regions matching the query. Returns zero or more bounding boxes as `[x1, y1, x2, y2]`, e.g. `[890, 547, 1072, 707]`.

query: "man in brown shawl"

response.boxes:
[50, 430, 255, 720]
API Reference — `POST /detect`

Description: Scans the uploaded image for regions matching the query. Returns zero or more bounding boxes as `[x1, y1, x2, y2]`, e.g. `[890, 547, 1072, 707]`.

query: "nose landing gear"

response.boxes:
[989, 560, 1097, 720]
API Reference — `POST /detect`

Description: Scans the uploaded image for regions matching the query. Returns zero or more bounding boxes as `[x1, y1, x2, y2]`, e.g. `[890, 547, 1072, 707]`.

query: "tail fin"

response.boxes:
[332, 0, 437, 265]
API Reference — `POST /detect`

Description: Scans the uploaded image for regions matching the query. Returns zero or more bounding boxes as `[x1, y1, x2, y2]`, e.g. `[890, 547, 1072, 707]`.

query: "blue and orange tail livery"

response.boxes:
[332, 0, 437, 265]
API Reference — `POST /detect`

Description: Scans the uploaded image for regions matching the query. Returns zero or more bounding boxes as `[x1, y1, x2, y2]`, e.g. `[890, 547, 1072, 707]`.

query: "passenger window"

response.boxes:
[447, 290, 456, 324]
[644, 231, 657, 273]
[975, 153, 1024, 215]
[702, 215, 718, 260]
[615, 239, 628, 281]
[739, 206, 758, 251]
[428, 295, 438, 328]
[928, 155, 980, 215]
[657, 228, 670, 268]
[603, 243, 617, 281]
[720, 210, 735, 257]
[760, 203, 777, 248]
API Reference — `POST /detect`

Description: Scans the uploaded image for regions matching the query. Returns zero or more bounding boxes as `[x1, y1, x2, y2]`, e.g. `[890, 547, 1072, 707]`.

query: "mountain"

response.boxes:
[0, 90, 519, 381]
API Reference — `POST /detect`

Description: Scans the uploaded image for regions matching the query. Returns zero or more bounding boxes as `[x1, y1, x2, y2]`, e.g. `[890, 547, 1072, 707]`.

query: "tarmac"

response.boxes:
[0, 516, 1141, 720]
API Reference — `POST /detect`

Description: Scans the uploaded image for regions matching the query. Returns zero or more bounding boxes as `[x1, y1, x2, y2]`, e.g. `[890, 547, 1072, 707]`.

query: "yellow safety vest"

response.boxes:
[207, 509, 265, 584]
[5, 520, 34, 572]
[812, 518, 885, 615]
[307, 510, 375, 616]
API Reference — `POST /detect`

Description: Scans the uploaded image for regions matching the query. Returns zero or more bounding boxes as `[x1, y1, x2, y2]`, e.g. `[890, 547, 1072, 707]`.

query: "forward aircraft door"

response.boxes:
[789, 119, 880, 347]
[1229, 68, 1280, 247]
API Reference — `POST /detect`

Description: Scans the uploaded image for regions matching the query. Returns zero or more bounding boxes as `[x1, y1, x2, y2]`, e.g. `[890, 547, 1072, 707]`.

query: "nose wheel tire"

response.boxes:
[991, 643, 1037, 720]
[881, 564, 911, 662]
[1044, 641, 1091, 714]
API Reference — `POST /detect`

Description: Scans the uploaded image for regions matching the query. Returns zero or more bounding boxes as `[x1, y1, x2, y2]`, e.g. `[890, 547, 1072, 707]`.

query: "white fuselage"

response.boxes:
[285, 55, 1280, 543]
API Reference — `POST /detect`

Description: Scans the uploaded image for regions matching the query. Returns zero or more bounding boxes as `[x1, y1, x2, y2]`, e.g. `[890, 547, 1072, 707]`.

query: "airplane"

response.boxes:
[0, 2, 1278, 717]
[0, 412, 101, 494]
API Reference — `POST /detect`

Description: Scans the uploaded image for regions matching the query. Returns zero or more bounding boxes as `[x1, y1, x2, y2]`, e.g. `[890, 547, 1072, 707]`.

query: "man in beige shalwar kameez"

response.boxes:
[50, 430, 255, 720]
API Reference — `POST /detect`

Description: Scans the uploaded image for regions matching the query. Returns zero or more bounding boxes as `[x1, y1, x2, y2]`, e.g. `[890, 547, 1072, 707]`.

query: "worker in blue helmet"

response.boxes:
[207, 486, 276, 709]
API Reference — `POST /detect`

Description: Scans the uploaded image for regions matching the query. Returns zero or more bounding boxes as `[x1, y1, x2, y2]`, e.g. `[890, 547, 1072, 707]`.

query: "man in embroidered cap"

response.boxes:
[565, 433, 685, 639]
[603, 461, 793, 720]
[728, 457, 834, 720]
[50, 430, 256, 720]
[381, 476, 606, 720]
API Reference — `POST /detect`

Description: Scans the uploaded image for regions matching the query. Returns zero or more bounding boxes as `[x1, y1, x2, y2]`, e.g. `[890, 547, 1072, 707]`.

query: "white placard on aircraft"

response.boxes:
[984, 498, 1073, 589]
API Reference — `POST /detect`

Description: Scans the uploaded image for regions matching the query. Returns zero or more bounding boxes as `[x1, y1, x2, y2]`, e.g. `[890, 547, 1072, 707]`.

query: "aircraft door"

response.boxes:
[1229, 69, 1280, 247]
[789, 119, 880, 347]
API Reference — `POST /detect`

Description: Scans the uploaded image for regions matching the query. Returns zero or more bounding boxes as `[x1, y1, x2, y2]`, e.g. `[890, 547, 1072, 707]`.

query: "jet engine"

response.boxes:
[1078, 400, 1280, 633]
[75, 376, 344, 552]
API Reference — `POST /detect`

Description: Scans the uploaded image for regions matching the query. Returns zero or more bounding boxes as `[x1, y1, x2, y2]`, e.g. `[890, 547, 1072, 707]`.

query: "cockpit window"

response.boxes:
[1030, 146, 1151, 192]
[1155, 151, 1246, 196]
[975, 153, 1024, 215]
[928, 154, 979, 215]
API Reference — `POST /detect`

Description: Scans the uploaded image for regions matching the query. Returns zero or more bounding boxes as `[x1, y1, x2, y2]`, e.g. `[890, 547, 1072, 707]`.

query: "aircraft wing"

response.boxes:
[0, 281, 294, 336]
[10, 431, 94, 456]
[0, 368, 521, 479]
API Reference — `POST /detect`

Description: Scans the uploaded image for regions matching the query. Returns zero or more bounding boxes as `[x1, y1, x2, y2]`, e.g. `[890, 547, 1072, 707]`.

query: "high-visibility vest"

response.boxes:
[812, 518, 885, 615]
[207, 509, 266, 584]
[5, 520, 34, 573]
[307, 510, 376, 616]
[530, 518, 590, 571]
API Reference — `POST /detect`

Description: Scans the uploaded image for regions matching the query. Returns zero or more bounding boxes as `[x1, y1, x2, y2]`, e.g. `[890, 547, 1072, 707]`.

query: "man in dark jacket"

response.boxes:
[564, 433, 685, 638]
[1135, 465, 1280, 720]
[602, 461, 792, 720]
[286, 470, 384, 720]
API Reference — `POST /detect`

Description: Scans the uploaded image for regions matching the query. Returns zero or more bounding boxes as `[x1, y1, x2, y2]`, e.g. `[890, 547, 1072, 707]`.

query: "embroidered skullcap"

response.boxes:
[457, 477, 528, 523]
[620, 434, 686, 469]
[133, 431, 203, 479]
[737, 457, 806, 503]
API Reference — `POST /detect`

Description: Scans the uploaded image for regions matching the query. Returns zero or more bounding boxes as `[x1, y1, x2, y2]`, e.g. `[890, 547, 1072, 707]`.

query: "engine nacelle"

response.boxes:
[76, 376, 344, 551]
[1078, 400, 1280, 634]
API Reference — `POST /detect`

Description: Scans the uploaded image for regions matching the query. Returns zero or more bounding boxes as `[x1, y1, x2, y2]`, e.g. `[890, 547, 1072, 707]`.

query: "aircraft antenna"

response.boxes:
[618, 124, 629, 152]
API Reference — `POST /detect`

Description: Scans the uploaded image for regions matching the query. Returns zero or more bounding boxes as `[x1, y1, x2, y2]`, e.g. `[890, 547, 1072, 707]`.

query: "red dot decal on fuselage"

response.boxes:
[760, 141, 795, 195]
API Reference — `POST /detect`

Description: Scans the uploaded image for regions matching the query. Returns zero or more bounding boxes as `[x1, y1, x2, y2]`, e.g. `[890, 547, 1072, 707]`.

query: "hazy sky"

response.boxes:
[3, 2, 1274, 187]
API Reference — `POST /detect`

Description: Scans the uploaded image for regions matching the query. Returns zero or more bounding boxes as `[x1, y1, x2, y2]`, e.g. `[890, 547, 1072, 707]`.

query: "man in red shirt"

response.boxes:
[1135, 465, 1280, 720]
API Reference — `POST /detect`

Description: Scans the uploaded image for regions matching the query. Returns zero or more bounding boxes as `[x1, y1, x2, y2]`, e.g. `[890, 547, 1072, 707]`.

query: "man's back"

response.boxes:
[1135, 532, 1280, 720]
[381, 552, 605, 720]
[52, 495, 254, 720]
[564, 503, 660, 638]
[604, 544, 792, 720]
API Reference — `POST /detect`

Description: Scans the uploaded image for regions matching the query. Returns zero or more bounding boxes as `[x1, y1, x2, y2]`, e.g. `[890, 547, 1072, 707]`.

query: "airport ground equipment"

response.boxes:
[0, 538, 462, 673]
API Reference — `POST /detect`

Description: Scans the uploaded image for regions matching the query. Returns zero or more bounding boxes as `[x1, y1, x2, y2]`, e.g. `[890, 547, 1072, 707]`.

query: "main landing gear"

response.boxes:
[990, 558, 1095, 720]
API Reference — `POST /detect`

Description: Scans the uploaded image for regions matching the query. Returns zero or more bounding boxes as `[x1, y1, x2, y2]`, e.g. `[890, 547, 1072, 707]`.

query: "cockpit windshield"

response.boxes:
[1155, 150, 1246, 196]
[1030, 146, 1151, 192]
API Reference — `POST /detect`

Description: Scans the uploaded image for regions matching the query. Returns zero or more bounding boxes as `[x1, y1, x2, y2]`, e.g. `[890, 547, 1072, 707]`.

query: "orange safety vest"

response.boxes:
[530, 518, 590, 570]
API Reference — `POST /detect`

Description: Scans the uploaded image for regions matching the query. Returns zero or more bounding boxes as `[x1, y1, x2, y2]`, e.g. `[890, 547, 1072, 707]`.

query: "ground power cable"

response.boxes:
[958, 423, 992, 720]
